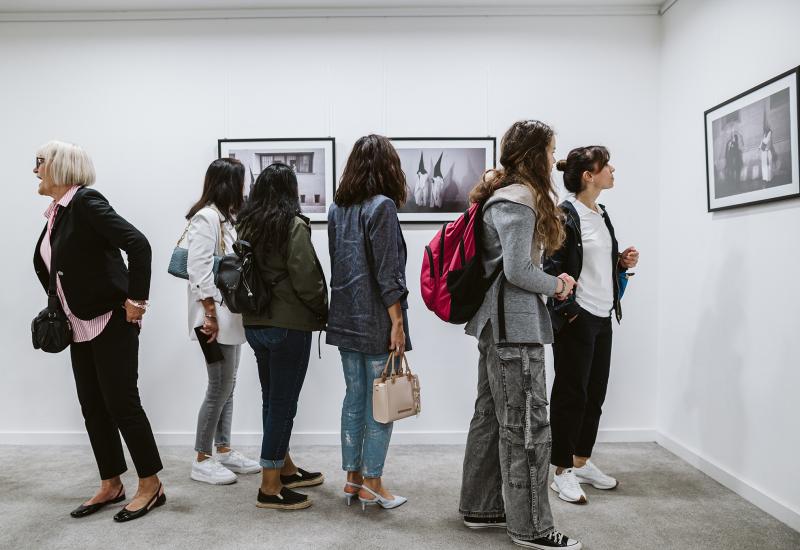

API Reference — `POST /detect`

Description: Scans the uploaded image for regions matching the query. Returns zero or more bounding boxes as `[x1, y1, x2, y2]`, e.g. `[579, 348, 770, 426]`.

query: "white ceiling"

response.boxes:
[0, 0, 667, 12]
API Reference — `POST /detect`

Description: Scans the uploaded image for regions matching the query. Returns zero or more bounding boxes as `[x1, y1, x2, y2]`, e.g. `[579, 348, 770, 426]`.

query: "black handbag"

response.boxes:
[32, 250, 72, 353]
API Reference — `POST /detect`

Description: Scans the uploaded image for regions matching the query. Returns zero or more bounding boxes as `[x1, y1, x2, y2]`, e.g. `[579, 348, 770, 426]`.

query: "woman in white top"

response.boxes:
[186, 158, 260, 484]
[543, 146, 639, 505]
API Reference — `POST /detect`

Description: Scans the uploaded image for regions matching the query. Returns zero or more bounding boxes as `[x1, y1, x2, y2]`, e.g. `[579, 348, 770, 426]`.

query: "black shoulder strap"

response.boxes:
[47, 210, 61, 314]
[497, 274, 507, 342]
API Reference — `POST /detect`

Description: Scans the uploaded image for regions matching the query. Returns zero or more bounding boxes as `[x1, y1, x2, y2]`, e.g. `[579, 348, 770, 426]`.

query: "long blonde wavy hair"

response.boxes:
[469, 120, 565, 256]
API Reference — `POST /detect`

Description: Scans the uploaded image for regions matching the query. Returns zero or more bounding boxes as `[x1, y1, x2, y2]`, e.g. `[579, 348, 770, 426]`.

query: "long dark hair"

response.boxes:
[334, 134, 407, 207]
[469, 120, 565, 255]
[186, 158, 245, 222]
[236, 162, 300, 256]
[556, 146, 610, 194]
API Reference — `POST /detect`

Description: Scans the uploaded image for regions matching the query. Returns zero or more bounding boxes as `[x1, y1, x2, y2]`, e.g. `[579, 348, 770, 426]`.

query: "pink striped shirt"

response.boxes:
[40, 185, 112, 343]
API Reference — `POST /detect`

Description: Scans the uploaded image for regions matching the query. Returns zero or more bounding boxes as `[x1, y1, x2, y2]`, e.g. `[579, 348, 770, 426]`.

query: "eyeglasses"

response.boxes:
[35, 157, 46, 168]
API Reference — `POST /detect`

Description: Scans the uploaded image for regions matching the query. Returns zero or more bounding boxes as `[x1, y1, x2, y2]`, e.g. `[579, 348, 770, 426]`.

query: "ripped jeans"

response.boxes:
[459, 322, 554, 541]
[339, 349, 393, 478]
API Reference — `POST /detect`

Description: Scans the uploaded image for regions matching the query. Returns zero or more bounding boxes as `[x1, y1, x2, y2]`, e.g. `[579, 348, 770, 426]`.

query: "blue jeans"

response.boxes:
[339, 349, 393, 478]
[245, 327, 312, 469]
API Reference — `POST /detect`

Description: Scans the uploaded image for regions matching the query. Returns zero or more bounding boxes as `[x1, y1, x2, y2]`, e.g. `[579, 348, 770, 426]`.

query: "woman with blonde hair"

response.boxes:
[459, 121, 581, 549]
[32, 140, 165, 522]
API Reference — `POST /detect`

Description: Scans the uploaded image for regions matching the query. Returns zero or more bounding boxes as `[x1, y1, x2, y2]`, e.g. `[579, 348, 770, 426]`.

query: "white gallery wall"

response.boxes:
[657, 0, 800, 530]
[0, 13, 660, 444]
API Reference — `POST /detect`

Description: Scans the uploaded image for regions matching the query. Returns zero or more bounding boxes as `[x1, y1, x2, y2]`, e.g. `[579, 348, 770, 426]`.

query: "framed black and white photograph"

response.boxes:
[218, 138, 335, 222]
[705, 67, 799, 212]
[390, 137, 496, 223]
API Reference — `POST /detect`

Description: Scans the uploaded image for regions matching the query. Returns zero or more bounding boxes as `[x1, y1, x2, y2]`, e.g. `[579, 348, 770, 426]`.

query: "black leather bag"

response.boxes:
[215, 240, 286, 315]
[32, 254, 72, 353]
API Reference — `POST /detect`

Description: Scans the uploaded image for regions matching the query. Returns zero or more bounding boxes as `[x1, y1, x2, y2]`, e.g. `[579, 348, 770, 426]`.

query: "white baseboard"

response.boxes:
[657, 432, 800, 533]
[0, 428, 656, 447]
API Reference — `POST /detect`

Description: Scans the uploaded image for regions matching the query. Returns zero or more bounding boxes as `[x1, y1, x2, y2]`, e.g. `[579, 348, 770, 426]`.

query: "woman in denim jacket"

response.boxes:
[327, 135, 410, 511]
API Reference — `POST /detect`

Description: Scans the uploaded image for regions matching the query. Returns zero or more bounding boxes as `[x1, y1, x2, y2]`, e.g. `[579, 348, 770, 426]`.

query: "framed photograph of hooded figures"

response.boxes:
[390, 137, 496, 223]
[218, 138, 335, 223]
[705, 67, 800, 212]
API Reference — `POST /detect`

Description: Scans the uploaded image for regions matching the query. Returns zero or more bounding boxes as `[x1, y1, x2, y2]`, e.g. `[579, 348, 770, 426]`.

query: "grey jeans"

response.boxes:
[194, 343, 241, 455]
[459, 322, 554, 540]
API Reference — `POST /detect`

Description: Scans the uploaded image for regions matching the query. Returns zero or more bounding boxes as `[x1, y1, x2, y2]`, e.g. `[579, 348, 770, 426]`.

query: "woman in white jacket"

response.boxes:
[186, 158, 260, 484]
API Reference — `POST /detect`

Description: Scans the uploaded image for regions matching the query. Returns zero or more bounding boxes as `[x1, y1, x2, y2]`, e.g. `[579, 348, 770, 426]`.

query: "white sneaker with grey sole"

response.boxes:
[216, 449, 261, 474]
[572, 460, 618, 490]
[550, 469, 587, 504]
[191, 457, 237, 485]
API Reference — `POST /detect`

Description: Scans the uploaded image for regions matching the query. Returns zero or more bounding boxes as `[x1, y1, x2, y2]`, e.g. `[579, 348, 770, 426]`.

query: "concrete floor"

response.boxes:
[0, 443, 797, 550]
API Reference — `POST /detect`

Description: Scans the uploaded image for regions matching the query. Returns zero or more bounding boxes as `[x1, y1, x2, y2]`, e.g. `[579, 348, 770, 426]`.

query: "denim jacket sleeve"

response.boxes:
[366, 198, 408, 308]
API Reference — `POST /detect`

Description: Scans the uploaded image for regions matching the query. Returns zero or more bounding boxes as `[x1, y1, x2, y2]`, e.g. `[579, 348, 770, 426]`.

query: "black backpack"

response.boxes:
[215, 240, 286, 315]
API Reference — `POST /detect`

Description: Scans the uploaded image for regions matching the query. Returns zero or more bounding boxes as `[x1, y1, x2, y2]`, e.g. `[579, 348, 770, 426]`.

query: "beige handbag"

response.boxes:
[372, 353, 421, 424]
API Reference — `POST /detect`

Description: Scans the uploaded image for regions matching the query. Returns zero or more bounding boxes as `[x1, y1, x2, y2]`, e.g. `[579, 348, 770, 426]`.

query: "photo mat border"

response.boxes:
[704, 66, 800, 213]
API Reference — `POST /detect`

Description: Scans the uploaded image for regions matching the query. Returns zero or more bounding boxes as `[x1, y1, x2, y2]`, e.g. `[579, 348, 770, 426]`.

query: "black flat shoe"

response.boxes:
[113, 484, 166, 523]
[70, 486, 125, 518]
[280, 468, 324, 489]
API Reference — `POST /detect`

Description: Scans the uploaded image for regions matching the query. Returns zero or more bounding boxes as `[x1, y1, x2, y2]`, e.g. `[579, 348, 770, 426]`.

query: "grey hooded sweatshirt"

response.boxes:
[465, 183, 561, 345]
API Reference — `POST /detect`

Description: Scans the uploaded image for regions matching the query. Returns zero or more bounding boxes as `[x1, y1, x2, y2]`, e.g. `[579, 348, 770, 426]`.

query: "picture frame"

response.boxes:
[218, 137, 336, 223]
[389, 137, 497, 223]
[704, 66, 800, 212]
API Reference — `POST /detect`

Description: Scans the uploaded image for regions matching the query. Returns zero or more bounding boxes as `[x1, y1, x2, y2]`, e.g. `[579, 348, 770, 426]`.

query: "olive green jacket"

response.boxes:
[239, 215, 328, 332]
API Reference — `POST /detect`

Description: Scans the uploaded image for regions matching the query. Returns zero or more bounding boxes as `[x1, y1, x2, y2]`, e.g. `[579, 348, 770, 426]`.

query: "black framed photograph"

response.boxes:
[218, 138, 336, 223]
[390, 137, 496, 223]
[705, 67, 799, 212]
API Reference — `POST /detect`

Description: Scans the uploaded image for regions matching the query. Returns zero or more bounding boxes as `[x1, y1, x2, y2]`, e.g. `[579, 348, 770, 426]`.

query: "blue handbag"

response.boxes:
[618, 271, 633, 299]
[167, 221, 224, 282]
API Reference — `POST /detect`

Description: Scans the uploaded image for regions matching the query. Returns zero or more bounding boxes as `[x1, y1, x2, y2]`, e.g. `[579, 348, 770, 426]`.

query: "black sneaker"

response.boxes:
[256, 487, 312, 510]
[463, 515, 507, 529]
[511, 530, 582, 549]
[280, 468, 324, 489]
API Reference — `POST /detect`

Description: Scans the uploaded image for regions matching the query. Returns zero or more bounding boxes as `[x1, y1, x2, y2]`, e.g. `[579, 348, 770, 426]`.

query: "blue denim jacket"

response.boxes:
[326, 195, 412, 355]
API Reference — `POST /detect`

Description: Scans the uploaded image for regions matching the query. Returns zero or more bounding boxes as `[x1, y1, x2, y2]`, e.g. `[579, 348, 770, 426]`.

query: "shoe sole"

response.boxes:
[576, 478, 619, 490]
[190, 472, 238, 485]
[550, 481, 587, 504]
[223, 465, 262, 474]
[256, 500, 312, 510]
[512, 538, 582, 550]
[283, 474, 325, 489]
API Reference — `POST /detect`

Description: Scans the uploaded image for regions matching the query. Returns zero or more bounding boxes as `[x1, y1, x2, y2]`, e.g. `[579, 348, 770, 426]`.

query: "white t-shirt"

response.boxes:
[571, 197, 614, 318]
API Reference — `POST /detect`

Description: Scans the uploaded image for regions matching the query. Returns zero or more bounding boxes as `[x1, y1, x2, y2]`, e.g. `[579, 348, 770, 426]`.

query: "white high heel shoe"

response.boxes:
[343, 481, 362, 506]
[358, 485, 407, 511]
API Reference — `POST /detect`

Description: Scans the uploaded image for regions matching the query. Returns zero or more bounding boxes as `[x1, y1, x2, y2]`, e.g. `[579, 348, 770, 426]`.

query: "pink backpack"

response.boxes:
[421, 202, 501, 323]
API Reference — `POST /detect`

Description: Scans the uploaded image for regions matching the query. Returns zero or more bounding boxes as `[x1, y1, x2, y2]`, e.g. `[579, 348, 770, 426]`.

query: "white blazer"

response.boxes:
[186, 205, 246, 345]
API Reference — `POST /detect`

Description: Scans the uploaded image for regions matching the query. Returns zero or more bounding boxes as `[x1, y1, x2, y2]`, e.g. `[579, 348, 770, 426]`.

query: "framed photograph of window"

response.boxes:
[218, 137, 336, 223]
[705, 67, 799, 212]
[389, 137, 496, 223]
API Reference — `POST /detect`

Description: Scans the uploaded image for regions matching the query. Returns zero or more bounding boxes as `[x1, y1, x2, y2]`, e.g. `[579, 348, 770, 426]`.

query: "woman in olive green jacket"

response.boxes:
[237, 162, 328, 511]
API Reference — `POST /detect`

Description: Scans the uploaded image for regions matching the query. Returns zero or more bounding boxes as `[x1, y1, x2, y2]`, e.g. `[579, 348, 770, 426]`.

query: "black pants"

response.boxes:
[550, 307, 613, 469]
[70, 309, 163, 479]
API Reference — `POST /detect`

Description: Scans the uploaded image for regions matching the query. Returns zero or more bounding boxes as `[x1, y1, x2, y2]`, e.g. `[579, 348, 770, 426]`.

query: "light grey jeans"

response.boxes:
[194, 343, 241, 455]
[459, 322, 554, 541]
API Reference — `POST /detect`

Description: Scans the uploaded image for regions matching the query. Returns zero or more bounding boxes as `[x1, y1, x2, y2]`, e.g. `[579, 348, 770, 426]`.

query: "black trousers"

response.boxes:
[550, 307, 613, 469]
[70, 309, 163, 479]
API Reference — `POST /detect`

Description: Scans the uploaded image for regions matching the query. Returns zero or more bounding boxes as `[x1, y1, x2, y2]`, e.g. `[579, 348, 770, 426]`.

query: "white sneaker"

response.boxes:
[191, 457, 238, 485]
[550, 469, 587, 504]
[216, 449, 261, 474]
[572, 460, 618, 490]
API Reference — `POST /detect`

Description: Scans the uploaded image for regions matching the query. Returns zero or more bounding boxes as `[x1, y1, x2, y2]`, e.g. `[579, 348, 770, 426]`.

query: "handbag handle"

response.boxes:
[380, 352, 413, 382]
[178, 218, 226, 255]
